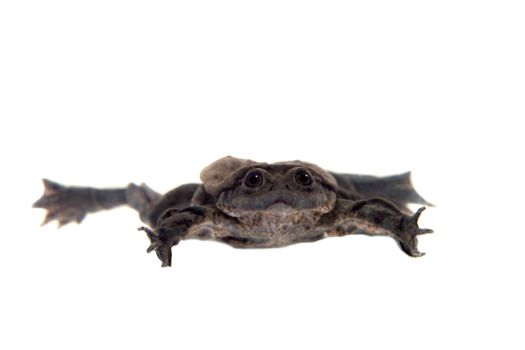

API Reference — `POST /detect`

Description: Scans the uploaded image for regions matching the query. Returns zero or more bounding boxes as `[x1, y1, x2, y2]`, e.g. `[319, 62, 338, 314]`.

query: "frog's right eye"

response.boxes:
[244, 170, 264, 188]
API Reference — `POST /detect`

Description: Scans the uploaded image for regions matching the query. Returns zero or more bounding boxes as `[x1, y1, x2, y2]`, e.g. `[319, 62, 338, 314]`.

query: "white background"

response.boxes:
[1, 1, 524, 349]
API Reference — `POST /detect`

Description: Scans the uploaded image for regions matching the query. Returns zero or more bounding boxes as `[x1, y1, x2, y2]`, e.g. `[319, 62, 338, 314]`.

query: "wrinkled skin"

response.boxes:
[34, 156, 433, 267]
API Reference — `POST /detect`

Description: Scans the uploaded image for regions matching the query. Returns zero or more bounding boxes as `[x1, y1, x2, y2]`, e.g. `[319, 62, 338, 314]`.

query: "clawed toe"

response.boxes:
[398, 239, 426, 257]
[413, 206, 426, 218]
[156, 246, 172, 267]
[418, 228, 433, 235]
[408, 206, 426, 226]
[146, 241, 160, 253]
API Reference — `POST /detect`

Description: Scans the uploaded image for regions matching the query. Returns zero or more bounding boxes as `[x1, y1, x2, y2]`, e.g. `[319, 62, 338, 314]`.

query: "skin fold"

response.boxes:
[33, 156, 433, 267]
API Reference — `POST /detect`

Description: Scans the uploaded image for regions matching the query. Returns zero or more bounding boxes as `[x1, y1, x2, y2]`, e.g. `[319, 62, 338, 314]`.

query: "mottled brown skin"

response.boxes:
[33, 156, 433, 267]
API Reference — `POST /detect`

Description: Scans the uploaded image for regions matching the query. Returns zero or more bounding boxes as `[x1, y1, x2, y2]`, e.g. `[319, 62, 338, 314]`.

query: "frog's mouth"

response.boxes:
[266, 199, 294, 211]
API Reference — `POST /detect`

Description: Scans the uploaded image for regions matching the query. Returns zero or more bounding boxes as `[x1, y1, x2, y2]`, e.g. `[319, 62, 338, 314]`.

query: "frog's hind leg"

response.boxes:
[33, 179, 162, 227]
[331, 172, 432, 213]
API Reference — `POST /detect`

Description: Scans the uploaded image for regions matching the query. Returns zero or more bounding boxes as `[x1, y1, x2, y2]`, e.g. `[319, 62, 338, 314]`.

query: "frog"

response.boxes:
[33, 156, 433, 267]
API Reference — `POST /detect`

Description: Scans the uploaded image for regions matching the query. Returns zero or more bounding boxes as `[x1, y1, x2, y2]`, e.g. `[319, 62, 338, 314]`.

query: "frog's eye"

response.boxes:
[244, 170, 264, 188]
[294, 169, 313, 186]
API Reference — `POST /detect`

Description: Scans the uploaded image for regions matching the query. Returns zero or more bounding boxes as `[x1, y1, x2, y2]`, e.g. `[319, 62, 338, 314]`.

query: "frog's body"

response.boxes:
[34, 156, 433, 267]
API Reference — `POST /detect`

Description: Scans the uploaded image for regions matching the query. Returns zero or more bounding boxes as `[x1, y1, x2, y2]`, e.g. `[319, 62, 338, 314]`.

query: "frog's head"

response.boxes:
[201, 156, 338, 218]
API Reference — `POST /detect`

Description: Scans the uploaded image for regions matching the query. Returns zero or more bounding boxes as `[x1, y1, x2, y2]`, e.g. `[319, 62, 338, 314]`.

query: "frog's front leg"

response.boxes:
[139, 206, 214, 267]
[320, 198, 433, 257]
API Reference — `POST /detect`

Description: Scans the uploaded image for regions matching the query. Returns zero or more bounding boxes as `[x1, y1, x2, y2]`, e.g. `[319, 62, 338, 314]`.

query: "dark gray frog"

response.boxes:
[33, 156, 434, 267]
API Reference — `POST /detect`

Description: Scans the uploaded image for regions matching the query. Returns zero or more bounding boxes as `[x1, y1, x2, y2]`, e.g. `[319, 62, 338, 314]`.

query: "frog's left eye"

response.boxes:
[294, 169, 313, 186]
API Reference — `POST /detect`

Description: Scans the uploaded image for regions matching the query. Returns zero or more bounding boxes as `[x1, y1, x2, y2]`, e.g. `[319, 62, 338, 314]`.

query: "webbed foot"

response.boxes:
[33, 179, 90, 227]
